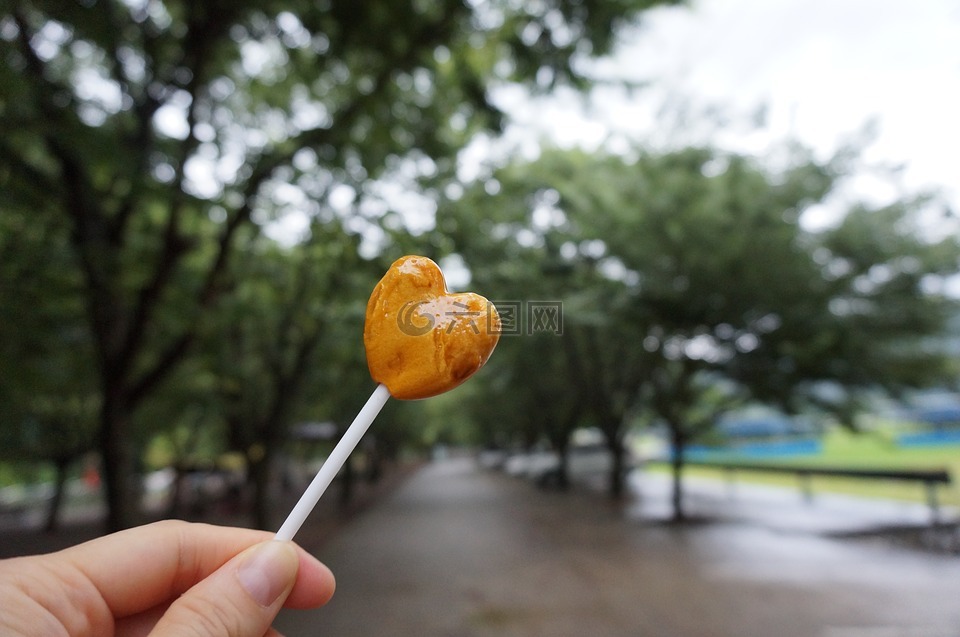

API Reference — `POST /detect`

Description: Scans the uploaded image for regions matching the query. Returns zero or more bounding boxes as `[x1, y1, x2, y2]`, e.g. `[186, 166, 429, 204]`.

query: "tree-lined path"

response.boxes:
[276, 457, 960, 637]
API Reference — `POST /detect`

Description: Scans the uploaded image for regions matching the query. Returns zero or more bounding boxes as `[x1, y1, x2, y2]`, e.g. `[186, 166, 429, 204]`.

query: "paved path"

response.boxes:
[276, 457, 960, 637]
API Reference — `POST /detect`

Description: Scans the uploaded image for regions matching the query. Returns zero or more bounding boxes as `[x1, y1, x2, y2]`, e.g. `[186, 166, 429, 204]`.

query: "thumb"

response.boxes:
[151, 540, 300, 637]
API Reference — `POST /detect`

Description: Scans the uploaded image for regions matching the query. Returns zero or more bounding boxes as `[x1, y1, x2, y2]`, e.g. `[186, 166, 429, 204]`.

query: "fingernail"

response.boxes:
[236, 540, 299, 607]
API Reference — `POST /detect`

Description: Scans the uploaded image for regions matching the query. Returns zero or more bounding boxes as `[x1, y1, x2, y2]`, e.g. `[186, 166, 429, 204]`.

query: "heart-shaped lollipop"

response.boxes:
[364, 255, 500, 400]
[276, 255, 499, 541]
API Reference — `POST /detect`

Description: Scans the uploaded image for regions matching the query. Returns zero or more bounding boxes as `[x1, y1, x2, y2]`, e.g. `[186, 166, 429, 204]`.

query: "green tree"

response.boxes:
[203, 221, 376, 528]
[434, 152, 647, 496]
[730, 198, 960, 409]
[438, 144, 960, 518]
[564, 146, 957, 519]
[0, 191, 97, 531]
[2, 0, 677, 529]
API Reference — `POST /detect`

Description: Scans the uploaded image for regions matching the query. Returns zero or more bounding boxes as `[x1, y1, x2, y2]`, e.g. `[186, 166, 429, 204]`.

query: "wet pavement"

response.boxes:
[275, 457, 960, 637]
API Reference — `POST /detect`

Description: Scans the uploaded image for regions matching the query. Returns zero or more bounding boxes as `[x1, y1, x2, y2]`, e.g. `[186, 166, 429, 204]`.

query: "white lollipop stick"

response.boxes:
[275, 383, 391, 541]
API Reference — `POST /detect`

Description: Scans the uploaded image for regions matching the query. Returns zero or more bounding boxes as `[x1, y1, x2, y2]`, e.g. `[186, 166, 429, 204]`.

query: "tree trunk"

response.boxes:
[250, 451, 274, 530]
[670, 428, 686, 522]
[606, 435, 625, 498]
[556, 441, 570, 490]
[100, 396, 139, 531]
[44, 456, 71, 533]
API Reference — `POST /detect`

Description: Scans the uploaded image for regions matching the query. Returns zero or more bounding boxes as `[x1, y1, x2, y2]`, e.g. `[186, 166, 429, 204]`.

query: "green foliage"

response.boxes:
[1, 0, 679, 526]
[4, 0, 953, 526]
[435, 142, 959, 508]
[0, 191, 97, 462]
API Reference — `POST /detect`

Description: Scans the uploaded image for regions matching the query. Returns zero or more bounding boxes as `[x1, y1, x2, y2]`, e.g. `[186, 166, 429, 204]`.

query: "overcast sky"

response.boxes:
[484, 0, 960, 231]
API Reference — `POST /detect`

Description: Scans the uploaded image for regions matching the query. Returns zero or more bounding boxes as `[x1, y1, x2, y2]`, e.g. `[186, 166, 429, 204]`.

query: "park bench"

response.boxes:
[678, 461, 953, 520]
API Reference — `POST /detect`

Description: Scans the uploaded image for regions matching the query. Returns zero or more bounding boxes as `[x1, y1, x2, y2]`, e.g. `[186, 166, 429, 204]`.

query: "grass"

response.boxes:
[650, 428, 960, 508]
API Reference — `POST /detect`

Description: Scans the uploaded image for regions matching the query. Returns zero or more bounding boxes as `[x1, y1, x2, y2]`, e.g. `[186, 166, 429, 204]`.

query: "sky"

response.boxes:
[481, 0, 960, 233]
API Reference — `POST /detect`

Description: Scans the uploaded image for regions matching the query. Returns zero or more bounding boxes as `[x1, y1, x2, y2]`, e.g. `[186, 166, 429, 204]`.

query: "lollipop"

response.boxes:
[276, 256, 499, 540]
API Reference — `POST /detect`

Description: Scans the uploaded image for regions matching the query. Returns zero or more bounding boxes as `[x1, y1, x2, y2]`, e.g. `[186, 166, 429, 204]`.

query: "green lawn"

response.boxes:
[653, 428, 960, 508]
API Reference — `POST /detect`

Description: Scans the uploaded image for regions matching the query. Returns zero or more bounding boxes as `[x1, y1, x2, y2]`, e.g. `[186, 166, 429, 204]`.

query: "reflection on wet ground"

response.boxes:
[276, 457, 960, 637]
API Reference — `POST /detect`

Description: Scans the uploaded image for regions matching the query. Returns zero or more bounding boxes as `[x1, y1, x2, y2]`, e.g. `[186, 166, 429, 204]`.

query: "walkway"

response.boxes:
[275, 457, 960, 637]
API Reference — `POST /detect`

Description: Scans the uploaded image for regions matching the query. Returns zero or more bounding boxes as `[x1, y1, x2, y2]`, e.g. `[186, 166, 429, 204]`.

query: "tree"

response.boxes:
[1, 0, 678, 529]
[730, 198, 960, 409]
[566, 146, 957, 519]
[434, 150, 651, 496]
[206, 222, 380, 527]
[438, 144, 960, 518]
[567, 147, 842, 519]
[0, 188, 97, 531]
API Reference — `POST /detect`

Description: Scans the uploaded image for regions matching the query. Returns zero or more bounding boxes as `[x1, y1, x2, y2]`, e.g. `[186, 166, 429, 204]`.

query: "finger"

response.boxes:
[56, 520, 333, 617]
[149, 540, 299, 637]
[114, 603, 167, 637]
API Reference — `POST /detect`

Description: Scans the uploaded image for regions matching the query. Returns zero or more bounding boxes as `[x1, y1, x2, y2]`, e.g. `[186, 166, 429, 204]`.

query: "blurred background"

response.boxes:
[2, 0, 960, 634]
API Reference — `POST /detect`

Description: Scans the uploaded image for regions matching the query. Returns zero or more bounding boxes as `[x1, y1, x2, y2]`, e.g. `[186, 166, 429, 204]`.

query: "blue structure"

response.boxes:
[897, 429, 960, 448]
[675, 411, 821, 460]
[685, 438, 821, 461]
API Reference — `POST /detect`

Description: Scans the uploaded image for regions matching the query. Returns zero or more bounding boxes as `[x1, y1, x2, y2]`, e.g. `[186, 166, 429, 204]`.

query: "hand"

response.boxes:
[0, 520, 335, 637]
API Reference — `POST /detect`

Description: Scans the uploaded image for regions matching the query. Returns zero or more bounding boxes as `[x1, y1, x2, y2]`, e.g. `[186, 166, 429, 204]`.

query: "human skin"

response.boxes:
[0, 520, 335, 637]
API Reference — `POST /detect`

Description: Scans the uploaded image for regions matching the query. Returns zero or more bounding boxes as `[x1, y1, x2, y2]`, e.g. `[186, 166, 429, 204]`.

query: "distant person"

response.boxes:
[0, 520, 335, 636]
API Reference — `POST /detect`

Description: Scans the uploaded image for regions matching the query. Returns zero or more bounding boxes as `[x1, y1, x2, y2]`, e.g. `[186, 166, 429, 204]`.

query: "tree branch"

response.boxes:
[127, 2, 470, 407]
[13, 10, 124, 374]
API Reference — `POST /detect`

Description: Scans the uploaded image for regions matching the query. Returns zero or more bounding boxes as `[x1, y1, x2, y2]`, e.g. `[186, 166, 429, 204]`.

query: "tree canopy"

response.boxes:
[435, 143, 960, 516]
[1, 0, 679, 529]
[2, 0, 958, 530]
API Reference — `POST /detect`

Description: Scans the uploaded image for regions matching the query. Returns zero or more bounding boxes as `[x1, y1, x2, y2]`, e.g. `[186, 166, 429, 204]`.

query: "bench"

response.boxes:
[677, 461, 952, 520]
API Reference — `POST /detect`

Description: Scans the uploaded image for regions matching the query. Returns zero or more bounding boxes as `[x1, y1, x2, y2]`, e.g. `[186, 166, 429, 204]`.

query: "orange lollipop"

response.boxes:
[364, 255, 500, 399]
[276, 255, 499, 541]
